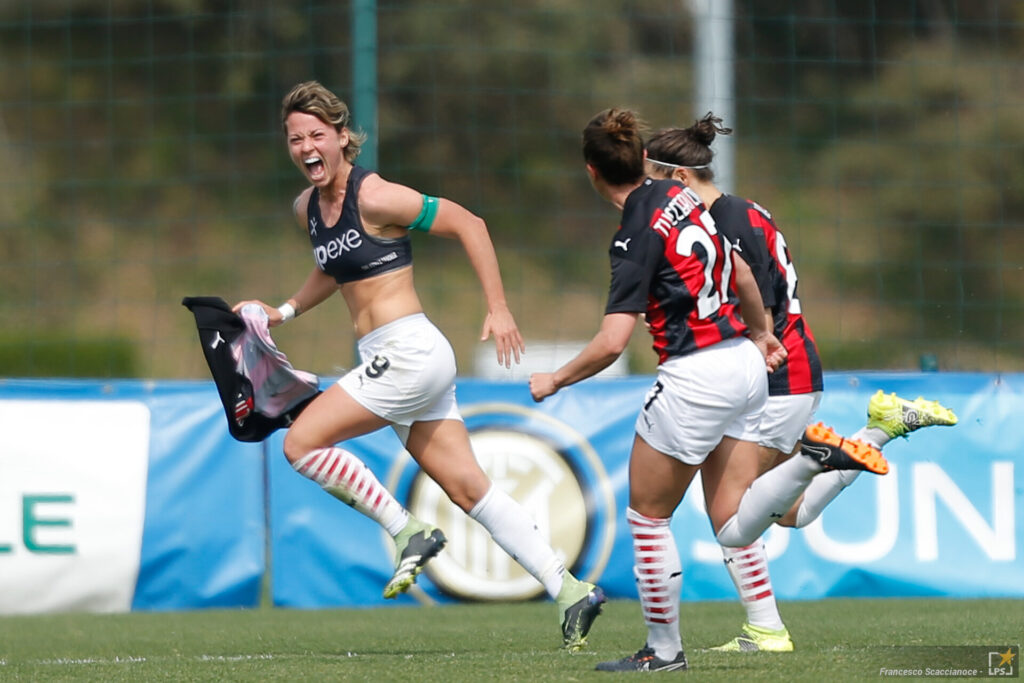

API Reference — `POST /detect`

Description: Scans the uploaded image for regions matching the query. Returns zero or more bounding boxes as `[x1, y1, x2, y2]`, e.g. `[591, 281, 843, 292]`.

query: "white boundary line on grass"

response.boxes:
[2, 653, 364, 667]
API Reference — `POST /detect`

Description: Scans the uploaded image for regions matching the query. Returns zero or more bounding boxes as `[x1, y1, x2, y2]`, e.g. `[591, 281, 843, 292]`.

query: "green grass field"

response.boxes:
[0, 598, 1019, 681]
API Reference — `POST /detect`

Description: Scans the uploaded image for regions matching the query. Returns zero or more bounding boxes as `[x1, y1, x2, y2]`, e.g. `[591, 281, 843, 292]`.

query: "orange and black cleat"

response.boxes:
[801, 422, 889, 475]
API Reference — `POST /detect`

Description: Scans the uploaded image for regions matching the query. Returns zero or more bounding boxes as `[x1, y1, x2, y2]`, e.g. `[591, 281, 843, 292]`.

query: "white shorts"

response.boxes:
[759, 391, 822, 452]
[337, 313, 463, 444]
[635, 337, 768, 465]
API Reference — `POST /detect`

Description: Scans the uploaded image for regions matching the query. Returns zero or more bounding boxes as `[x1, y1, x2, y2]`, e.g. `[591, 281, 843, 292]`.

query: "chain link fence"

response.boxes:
[2, 1, 1021, 378]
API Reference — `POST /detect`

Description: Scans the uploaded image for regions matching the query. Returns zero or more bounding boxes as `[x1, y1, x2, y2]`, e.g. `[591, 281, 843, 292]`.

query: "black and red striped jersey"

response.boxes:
[605, 179, 747, 364]
[708, 194, 823, 395]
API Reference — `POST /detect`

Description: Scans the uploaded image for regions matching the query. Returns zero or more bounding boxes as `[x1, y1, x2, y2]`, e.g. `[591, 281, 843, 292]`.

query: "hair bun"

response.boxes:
[693, 112, 732, 146]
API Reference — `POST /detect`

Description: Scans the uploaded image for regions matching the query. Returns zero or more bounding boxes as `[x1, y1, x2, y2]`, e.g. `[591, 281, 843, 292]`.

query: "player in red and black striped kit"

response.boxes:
[606, 177, 748, 362]
[722, 197, 823, 396]
[529, 108, 888, 673]
[645, 113, 957, 655]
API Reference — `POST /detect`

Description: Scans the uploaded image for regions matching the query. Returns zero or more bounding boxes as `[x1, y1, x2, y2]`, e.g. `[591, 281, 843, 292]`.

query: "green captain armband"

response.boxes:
[408, 195, 440, 232]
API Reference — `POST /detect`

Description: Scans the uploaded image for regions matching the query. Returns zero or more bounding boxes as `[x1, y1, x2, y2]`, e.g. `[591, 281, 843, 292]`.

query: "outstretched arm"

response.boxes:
[232, 188, 337, 325]
[232, 266, 338, 326]
[529, 312, 638, 402]
[427, 199, 524, 367]
[359, 177, 525, 367]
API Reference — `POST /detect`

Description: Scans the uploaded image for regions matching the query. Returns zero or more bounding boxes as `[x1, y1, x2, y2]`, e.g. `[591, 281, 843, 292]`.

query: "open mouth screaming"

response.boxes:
[304, 155, 326, 181]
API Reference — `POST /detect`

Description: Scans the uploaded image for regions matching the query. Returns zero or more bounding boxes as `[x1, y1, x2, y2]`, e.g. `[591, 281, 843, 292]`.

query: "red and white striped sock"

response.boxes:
[627, 507, 682, 659]
[720, 539, 784, 630]
[292, 447, 409, 536]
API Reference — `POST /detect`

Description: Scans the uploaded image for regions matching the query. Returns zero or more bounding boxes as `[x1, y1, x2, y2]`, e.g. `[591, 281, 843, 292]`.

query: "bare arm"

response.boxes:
[285, 266, 338, 316]
[361, 179, 525, 368]
[732, 253, 787, 371]
[428, 199, 524, 367]
[232, 266, 337, 325]
[232, 189, 337, 324]
[529, 312, 638, 402]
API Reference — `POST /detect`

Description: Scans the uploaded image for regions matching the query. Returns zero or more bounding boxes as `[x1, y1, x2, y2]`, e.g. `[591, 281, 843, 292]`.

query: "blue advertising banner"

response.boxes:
[2, 373, 1019, 613]
[129, 382, 265, 610]
[760, 372, 1022, 601]
[0, 380, 264, 613]
[266, 379, 639, 608]
[266, 372, 1023, 608]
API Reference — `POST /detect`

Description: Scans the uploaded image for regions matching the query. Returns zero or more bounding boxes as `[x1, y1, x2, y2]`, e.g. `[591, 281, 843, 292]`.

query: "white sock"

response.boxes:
[792, 425, 881, 527]
[292, 447, 409, 536]
[469, 485, 566, 598]
[720, 540, 784, 630]
[854, 425, 892, 450]
[716, 454, 820, 547]
[793, 469, 861, 527]
[627, 507, 682, 660]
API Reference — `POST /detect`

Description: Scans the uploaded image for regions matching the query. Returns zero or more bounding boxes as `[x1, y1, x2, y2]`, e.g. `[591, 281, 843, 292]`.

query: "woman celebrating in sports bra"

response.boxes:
[234, 80, 604, 650]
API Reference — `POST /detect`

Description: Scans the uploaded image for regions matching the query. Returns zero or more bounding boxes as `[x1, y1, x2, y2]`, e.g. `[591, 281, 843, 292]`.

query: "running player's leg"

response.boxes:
[407, 417, 605, 650]
[621, 433, 697, 667]
[282, 384, 440, 598]
[711, 392, 819, 651]
[710, 444, 792, 652]
[283, 384, 399, 525]
[778, 390, 957, 528]
[713, 425, 886, 548]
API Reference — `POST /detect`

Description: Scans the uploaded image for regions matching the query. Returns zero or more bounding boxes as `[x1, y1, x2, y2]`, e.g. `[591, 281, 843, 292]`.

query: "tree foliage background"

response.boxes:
[1, 0, 1021, 378]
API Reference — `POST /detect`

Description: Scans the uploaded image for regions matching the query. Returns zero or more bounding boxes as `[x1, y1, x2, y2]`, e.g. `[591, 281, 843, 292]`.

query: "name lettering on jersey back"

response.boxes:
[651, 187, 700, 237]
[751, 201, 772, 220]
[314, 228, 363, 269]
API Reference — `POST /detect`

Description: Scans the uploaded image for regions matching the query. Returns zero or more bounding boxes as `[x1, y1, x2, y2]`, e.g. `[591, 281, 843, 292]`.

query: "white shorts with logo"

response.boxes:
[759, 391, 823, 453]
[635, 336, 768, 465]
[337, 313, 463, 444]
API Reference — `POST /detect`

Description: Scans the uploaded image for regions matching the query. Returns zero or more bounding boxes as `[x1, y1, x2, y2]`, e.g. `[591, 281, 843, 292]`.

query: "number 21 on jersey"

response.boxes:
[676, 211, 733, 320]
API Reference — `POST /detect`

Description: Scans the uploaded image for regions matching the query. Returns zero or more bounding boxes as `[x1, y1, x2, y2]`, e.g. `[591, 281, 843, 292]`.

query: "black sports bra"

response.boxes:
[306, 166, 413, 284]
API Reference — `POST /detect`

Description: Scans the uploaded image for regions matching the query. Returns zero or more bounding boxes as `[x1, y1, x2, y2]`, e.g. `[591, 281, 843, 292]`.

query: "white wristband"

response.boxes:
[276, 302, 296, 323]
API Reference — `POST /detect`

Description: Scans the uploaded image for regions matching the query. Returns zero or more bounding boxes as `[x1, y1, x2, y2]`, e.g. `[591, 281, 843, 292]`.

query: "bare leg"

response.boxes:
[404, 418, 492, 512]
[283, 384, 407, 533]
[283, 383, 389, 460]
[627, 434, 697, 518]
[406, 418, 566, 599]
[406, 418, 604, 649]
[699, 436, 761, 533]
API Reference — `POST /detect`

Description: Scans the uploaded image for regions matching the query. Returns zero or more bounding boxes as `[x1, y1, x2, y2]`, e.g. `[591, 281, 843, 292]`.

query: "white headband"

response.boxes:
[646, 157, 709, 170]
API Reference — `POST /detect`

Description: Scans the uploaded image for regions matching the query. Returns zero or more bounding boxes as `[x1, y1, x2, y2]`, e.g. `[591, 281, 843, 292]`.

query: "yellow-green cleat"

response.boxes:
[710, 623, 794, 653]
[557, 575, 606, 651]
[382, 518, 446, 599]
[867, 390, 958, 439]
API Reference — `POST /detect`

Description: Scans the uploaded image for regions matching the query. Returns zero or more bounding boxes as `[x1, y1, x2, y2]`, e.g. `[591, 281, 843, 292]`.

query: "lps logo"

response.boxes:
[386, 403, 615, 602]
[988, 647, 1017, 676]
